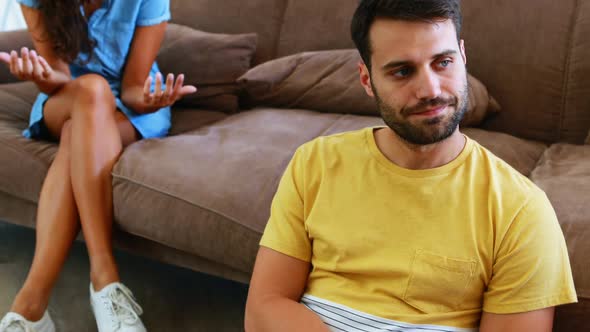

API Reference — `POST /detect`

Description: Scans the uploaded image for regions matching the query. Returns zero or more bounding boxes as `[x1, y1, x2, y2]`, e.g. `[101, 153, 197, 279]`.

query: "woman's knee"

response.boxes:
[70, 74, 116, 110]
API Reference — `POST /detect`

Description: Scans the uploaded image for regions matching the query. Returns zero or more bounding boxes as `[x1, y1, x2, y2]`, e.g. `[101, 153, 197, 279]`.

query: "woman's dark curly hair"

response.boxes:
[36, 0, 96, 63]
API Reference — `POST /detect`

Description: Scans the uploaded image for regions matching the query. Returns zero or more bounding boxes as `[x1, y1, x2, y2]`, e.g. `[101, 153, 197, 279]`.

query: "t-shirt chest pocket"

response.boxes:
[403, 249, 477, 313]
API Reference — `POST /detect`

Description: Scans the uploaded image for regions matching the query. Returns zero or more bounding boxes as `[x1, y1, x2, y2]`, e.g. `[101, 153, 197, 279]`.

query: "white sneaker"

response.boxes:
[0, 311, 55, 332]
[90, 282, 146, 332]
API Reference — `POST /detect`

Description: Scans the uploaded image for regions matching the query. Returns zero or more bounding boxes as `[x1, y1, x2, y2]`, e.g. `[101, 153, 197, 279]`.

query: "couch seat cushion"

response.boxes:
[111, 108, 385, 273]
[0, 83, 55, 206]
[531, 144, 590, 301]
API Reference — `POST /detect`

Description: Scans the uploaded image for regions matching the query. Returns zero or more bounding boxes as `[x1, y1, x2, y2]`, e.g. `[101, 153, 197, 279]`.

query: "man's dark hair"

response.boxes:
[351, 0, 462, 70]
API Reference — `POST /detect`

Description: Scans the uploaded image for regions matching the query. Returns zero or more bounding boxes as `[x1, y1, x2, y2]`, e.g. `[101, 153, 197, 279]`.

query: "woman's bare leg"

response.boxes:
[66, 74, 138, 290]
[10, 121, 79, 321]
[9, 74, 138, 321]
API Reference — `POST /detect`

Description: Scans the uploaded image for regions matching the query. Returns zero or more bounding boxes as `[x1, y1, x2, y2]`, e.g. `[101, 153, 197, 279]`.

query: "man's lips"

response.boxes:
[409, 105, 449, 117]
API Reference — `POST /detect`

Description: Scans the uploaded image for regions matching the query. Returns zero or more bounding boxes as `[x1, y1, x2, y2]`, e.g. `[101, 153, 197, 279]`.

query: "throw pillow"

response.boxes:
[238, 49, 500, 127]
[157, 23, 258, 112]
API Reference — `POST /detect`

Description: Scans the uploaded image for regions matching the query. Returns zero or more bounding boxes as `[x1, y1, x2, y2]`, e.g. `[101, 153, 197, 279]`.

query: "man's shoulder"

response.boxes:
[468, 137, 546, 205]
[297, 127, 372, 156]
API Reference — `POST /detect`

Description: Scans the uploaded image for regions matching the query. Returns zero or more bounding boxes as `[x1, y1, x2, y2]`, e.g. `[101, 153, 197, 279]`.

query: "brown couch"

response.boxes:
[0, 0, 588, 330]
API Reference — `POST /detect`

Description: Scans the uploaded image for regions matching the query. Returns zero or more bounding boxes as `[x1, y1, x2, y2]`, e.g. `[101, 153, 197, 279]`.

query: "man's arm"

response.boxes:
[479, 307, 554, 332]
[245, 247, 330, 332]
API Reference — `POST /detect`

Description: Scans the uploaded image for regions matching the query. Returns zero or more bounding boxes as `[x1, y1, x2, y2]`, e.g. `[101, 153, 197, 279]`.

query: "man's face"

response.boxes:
[360, 18, 468, 145]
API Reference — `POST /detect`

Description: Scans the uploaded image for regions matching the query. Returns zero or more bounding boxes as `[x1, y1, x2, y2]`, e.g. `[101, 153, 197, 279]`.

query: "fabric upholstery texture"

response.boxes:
[239, 50, 500, 127]
[169, 0, 287, 65]
[0, 83, 55, 204]
[276, 0, 357, 57]
[561, 0, 590, 143]
[157, 24, 258, 113]
[461, 0, 579, 143]
[530, 144, 590, 302]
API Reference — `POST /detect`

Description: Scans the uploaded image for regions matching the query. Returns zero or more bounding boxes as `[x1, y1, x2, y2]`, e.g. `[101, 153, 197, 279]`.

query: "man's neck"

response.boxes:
[374, 127, 466, 170]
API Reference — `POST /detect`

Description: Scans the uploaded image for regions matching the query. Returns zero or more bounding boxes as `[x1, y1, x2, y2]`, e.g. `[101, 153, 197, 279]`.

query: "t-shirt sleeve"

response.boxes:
[15, 0, 39, 8]
[259, 147, 312, 262]
[483, 189, 578, 314]
[136, 0, 171, 26]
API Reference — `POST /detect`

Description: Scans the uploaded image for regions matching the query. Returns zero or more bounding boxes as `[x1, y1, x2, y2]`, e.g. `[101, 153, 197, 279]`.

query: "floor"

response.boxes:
[0, 221, 249, 331]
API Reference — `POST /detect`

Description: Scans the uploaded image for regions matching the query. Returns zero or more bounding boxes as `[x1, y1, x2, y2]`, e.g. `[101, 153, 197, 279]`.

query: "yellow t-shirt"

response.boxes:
[260, 127, 577, 330]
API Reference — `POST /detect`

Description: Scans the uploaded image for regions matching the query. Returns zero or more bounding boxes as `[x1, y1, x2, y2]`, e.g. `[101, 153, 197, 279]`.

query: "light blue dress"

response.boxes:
[16, 0, 172, 139]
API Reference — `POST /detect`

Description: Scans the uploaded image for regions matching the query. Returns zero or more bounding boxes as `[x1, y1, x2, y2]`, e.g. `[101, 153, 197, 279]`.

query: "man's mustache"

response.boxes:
[402, 97, 458, 116]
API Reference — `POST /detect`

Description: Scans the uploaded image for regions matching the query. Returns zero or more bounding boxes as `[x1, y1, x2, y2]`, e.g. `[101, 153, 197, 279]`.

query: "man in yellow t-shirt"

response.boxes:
[245, 1, 577, 331]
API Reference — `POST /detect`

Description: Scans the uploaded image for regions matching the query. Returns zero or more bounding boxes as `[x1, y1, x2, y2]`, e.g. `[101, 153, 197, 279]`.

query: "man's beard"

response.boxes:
[373, 81, 469, 146]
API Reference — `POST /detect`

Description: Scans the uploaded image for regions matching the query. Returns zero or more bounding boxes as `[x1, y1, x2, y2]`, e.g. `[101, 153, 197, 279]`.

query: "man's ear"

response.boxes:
[460, 39, 467, 65]
[359, 61, 375, 98]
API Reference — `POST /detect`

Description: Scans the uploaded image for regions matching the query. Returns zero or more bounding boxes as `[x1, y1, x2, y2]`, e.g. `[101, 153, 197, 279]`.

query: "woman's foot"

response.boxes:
[90, 282, 146, 332]
[0, 311, 55, 332]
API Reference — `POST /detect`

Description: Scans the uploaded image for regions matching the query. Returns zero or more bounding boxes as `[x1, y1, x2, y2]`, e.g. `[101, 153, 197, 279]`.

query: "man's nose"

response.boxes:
[414, 69, 442, 100]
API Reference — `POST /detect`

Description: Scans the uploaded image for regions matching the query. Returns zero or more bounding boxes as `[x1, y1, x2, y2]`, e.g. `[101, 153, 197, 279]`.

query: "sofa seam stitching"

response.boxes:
[112, 173, 262, 234]
[558, 0, 581, 142]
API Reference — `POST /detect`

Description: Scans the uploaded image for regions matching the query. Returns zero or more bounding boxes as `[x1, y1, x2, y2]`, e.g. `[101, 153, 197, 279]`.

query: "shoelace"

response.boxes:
[0, 316, 31, 332]
[105, 284, 144, 329]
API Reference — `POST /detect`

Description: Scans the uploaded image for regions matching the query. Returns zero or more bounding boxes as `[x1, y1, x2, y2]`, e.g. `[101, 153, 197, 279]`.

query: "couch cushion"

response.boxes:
[561, 0, 590, 144]
[157, 24, 258, 113]
[112, 109, 387, 273]
[276, 0, 357, 57]
[0, 83, 55, 204]
[169, 0, 287, 65]
[462, 0, 578, 143]
[530, 144, 590, 303]
[239, 49, 501, 127]
[462, 128, 547, 177]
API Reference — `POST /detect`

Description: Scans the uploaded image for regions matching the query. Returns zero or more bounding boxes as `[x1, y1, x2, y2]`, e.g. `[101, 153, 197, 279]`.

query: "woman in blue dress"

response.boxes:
[0, 0, 196, 331]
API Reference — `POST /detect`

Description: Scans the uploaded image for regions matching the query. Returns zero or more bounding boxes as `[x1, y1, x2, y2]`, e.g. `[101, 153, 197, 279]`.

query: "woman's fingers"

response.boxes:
[37, 56, 53, 78]
[154, 72, 163, 101]
[10, 50, 19, 77]
[0, 52, 10, 65]
[30, 50, 43, 80]
[179, 85, 198, 96]
[164, 73, 174, 100]
[170, 73, 184, 101]
[21, 47, 33, 77]
[143, 75, 153, 103]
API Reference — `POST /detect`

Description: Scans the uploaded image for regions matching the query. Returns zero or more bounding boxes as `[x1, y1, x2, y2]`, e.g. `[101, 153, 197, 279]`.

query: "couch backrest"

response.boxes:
[461, 0, 590, 144]
[170, 0, 289, 66]
[172, 0, 590, 144]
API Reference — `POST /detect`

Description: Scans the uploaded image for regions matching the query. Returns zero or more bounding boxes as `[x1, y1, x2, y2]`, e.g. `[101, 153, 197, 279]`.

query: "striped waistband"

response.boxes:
[301, 294, 478, 332]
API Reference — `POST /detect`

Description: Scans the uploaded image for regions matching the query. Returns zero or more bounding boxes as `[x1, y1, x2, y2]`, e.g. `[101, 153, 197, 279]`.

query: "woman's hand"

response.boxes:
[0, 47, 70, 94]
[143, 72, 197, 109]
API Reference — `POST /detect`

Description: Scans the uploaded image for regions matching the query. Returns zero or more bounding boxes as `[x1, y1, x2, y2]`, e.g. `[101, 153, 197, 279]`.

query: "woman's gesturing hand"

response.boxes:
[143, 72, 197, 108]
[0, 47, 70, 94]
[0, 47, 55, 83]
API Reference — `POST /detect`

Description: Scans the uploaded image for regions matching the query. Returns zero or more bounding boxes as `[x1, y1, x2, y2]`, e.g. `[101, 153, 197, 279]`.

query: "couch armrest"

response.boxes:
[0, 29, 33, 85]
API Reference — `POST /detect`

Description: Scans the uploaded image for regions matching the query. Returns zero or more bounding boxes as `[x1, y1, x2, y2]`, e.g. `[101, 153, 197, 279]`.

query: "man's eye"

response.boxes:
[393, 68, 412, 78]
[439, 60, 452, 68]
